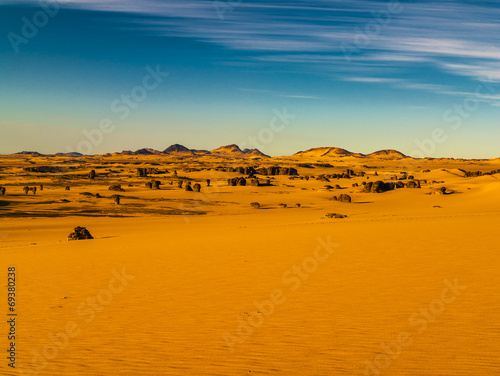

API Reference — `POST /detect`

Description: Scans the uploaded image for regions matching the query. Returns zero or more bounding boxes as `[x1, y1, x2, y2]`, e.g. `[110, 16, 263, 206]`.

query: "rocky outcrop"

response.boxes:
[362, 181, 395, 193]
[228, 177, 247, 186]
[23, 166, 58, 173]
[332, 194, 352, 203]
[324, 213, 347, 219]
[137, 168, 158, 177]
[109, 185, 125, 192]
[251, 202, 260, 208]
[67, 226, 94, 240]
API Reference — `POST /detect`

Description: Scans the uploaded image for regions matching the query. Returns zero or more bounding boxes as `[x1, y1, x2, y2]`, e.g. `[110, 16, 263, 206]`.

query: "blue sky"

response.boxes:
[1, 0, 499, 158]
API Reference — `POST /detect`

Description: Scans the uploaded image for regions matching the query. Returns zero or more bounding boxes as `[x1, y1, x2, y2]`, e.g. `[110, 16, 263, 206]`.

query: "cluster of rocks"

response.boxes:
[464, 169, 500, 177]
[80, 192, 102, 198]
[108, 185, 125, 192]
[67, 226, 94, 241]
[228, 177, 247, 186]
[315, 169, 365, 182]
[137, 167, 159, 177]
[228, 176, 272, 187]
[361, 180, 421, 193]
[256, 167, 298, 176]
[183, 182, 201, 192]
[216, 166, 298, 176]
[389, 174, 414, 181]
[332, 194, 352, 203]
[23, 166, 58, 173]
[298, 163, 334, 168]
[324, 213, 347, 219]
[431, 187, 453, 195]
[250, 178, 271, 187]
[145, 180, 162, 189]
[23, 186, 37, 194]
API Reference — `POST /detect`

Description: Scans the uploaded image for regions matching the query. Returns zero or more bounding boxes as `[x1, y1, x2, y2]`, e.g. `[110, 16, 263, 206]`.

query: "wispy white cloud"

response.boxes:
[5, 0, 500, 96]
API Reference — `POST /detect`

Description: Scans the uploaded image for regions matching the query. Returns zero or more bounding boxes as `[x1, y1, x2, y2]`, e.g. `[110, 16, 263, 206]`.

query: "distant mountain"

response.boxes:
[211, 144, 242, 154]
[242, 148, 270, 158]
[294, 147, 405, 159]
[294, 147, 357, 158]
[15, 151, 44, 156]
[367, 149, 407, 159]
[135, 148, 162, 155]
[163, 144, 194, 154]
[55, 152, 83, 157]
[211, 144, 269, 158]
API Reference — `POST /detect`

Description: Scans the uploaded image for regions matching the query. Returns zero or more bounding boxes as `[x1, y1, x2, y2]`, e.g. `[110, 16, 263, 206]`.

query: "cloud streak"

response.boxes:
[5, 0, 500, 96]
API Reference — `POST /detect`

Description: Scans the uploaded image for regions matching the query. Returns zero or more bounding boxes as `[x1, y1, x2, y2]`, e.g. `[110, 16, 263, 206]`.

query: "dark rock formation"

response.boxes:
[278, 203, 287, 208]
[145, 182, 153, 189]
[113, 195, 121, 205]
[89, 170, 96, 179]
[362, 181, 395, 193]
[67, 226, 94, 241]
[325, 213, 347, 219]
[251, 202, 261, 208]
[406, 180, 421, 188]
[23, 166, 57, 173]
[185, 183, 193, 191]
[152, 180, 161, 189]
[109, 185, 125, 192]
[0, 187, 5, 195]
[332, 194, 352, 203]
[193, 183, 201, 192]
[23, 187, 29, 194]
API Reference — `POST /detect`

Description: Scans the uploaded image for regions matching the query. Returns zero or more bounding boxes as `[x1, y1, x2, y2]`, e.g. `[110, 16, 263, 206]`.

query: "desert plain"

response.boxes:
[1, 146, 499, 376]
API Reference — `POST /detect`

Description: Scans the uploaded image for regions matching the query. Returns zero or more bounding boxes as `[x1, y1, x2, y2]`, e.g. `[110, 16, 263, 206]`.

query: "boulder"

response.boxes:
[406, 180, 420, 189]
[108, 185, 125, 192]
[67, 226, 94, 241]
[89, 170, 96, 179]
[324, 213, 347, 219]
[250, 202, 261, 209]
[193, 183, 201, 192]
